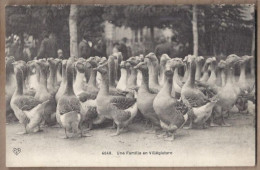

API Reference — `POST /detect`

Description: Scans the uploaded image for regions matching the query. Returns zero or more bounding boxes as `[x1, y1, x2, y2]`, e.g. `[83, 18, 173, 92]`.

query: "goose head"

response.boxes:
[226, 54, 242, 67]
[165, 58, 184, 77]
[160, 54, 171, 67]
[27, 60, 38, 74]
[208, 57, 217, 71]
[5, 56, 15, 69]
[120, 61, 131, 70]
[239, 55, 254, 65]
[86, 57, 98, 68]
[195, 56, 204, 66]
[127, 56, 139, 67]
[74, 58, 87, 73]
[98, 57, 107, 66]
[218, 60, 227, 70]
[13, 60, 28, 78]
[36, 59, 49, 76]
[12, 61, 24, 76]
[62, 59, 68, 70]
[94, 61, 108, 75]
[139, 54, 144, 61]
[134, 61, 148, 73]
[47, 58, 61, 70]
[185, 55, 196, 77]
[144, 53, 159, 66]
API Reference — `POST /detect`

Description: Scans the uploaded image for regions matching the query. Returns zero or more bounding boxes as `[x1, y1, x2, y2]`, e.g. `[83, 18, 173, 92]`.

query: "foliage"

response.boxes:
[78, 5, 105, 41]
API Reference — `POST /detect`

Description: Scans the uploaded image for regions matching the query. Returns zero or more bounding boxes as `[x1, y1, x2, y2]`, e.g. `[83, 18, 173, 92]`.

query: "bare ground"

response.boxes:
[6, 110, 255, 167]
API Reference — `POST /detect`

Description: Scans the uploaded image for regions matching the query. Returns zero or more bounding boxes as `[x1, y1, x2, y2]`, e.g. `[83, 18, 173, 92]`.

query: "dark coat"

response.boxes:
[93, 40, 107, 57]
[118, 43, 128, 60]
[36, 37, 58, 59]
[78, 40, 93, 59]
[154, 42, 174, 58]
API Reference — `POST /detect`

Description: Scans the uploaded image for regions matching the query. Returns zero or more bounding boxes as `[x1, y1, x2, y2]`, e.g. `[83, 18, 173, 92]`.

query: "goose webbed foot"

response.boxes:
[52, 124, 62, 128]
[110, 125, 121, 137]
[80, 132, 92, 137]
[16, 131, 27, 135]
[59, 129, 69, 139]
[85, 122, 93, 131]
[183, 120, 193, 129]
[156, 131, 167, 138]
[202, 123, 209, 129]
[210, 122, 219, 127]
[145, 129, 156, 134]
[221, 116, 231, 127]
[209, 115, 219, 127]
[16, 124, 28, 135]
[108, 121, 117, 129]
[221, 122, 231, 127]
[163, 133, 175, 141]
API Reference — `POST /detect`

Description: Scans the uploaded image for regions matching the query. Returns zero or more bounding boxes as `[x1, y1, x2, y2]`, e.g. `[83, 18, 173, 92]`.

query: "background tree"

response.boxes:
[69, 5, 78, 58]
[78, 5, 105, 42]
[192, 5, 198, 57]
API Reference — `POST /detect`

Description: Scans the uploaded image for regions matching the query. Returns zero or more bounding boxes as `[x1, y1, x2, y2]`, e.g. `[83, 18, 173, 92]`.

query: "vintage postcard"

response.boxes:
[5, 4, 256, 167]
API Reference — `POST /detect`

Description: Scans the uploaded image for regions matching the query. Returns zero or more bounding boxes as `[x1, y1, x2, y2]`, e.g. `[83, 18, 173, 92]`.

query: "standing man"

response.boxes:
[78, 34, 93, 59]
[57, 49, 64, 59]
[36, 32, 58, 59]
[118, 37, 128, 60]
[93, 37, 107, 57]
[154, 37, 172, 59]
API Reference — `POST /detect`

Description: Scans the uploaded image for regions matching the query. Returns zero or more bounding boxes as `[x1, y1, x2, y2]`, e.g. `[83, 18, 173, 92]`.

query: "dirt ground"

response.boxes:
[6, 108, 255, 167]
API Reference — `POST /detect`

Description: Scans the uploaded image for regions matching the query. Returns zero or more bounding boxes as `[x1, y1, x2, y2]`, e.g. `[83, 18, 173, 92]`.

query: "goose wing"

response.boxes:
[78, 92, 97, 102]
[149, 88, 159, 94]
[110, 96, 136, 110]
[15, 96, 41, 111]
[58, 97, 81, 115]
[182, 89, 209, 107]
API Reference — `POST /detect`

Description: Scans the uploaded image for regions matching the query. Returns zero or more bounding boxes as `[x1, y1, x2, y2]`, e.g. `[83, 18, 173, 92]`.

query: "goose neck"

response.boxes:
[195, 62, 202, 80]
[100, 73, 109, 95]
[15, 70, 23, 95]
[148, 64, 159, 86]
[160, 74, 173, 96]
[186, 62, 196, 87]
[39, 69, 48, 91]
[62, 65, 67, 83]
[140, 70, 150, 91]
[65, 65, 75, 96]
[75, 70, 85, 84]
[239, 63, 246, 81]
[88, 68, 97, 87]
[49, 66, 57, 87]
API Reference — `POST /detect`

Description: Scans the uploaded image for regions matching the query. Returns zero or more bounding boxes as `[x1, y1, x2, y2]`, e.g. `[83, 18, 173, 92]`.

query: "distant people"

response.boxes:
[9, 35, 21, 61]
[118, 38, 128, 60]
[57, 49, 64, 59]
[78, 34, 93, 59]
[36, 32, 58, 59]
[122, 37, 132, 58]
[93, 37, 107, 57]
[132, 42, 145, 56]
[112, 42, 119, 53]
[154, 37, 173, 59]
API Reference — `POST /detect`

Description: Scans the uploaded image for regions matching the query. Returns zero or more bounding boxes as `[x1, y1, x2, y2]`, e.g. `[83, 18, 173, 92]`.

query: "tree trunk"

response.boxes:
[140, 28, 143, 42]
[251, 27, 255, 56]
[69, 5, 78, 58]
[135, 29, 138, 42]
[251, 26, 255, 75]
[192, 5, 198, 57]
[150, 26, 155, 50]
[19, 32, 24, 60]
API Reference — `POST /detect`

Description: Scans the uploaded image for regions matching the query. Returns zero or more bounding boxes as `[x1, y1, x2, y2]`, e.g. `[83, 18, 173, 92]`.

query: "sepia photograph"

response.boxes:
[5, 4, 256, 167]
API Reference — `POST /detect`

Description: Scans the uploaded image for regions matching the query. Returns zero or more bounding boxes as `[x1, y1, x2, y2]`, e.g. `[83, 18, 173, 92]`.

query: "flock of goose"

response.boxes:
[5, 52, 255, 141]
